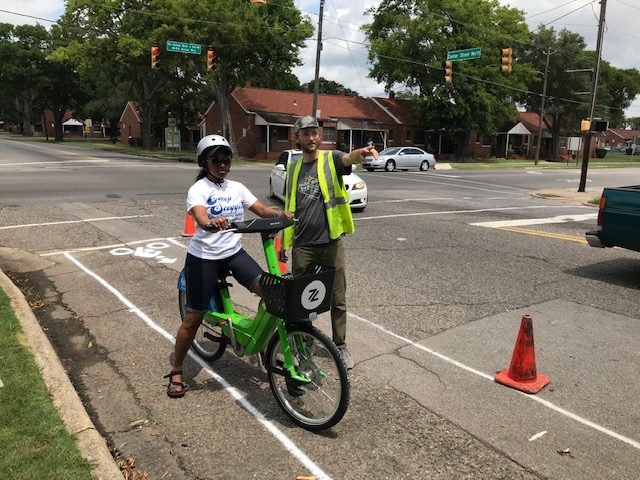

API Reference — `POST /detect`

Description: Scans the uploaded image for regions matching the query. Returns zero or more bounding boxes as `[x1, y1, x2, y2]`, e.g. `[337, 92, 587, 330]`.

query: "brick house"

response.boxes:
[601, 128, 640, 152]
[202, 85, 429, 159]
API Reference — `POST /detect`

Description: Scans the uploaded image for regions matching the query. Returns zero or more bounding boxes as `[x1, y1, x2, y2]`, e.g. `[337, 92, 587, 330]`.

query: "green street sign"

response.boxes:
[166, 40, 202, 55]
[447, 47, 481, 62]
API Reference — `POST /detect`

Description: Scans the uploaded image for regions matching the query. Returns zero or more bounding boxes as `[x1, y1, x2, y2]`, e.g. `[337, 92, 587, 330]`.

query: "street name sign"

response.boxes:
[166, 40, 202, 55]
[447, 48, 481, 62]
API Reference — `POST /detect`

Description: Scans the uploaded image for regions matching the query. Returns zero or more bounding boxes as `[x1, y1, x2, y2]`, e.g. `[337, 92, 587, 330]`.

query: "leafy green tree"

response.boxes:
[0, 23, 49, 136]
[521, 26, 640, 157]
[54, 0, 312, 151]
[308, 77, 359, 97]
[625, 116, 640, 130]
[363, 0, 536, 157]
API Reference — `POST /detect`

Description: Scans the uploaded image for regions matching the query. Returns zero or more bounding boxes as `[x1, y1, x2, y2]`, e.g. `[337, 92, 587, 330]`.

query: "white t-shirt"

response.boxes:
[186, 177, 257, 260]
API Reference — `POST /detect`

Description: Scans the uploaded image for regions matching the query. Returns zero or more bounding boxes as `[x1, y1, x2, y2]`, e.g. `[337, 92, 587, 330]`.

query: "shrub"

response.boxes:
[595, 148, 608, 158]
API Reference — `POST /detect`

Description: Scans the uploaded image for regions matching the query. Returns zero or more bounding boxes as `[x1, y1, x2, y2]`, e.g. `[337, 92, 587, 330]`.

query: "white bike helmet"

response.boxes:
[196, 135, 232, 167]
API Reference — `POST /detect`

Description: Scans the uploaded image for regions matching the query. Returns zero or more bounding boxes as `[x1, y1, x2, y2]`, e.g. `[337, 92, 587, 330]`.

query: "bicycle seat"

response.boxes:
[229, 218, 293, 233]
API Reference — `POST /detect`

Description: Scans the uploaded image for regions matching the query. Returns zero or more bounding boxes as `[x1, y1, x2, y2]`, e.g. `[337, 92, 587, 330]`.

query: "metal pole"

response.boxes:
[535, 51, 552, 165]
[578, 0, 607, 192]
[311, 0, 325, 118]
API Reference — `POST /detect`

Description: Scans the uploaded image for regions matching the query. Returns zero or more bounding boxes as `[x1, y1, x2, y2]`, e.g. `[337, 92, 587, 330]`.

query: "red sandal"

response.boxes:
[164, 370, 188, 398]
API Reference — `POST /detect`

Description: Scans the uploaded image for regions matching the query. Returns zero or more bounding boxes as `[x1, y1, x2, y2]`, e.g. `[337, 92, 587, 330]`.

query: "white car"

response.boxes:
[269, 150, 367, 211]
[363, 146, 436, 172]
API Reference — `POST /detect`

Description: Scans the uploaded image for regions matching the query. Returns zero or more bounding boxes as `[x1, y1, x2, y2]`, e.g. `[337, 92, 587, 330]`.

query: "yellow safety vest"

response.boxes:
[283, 151, 354, 248]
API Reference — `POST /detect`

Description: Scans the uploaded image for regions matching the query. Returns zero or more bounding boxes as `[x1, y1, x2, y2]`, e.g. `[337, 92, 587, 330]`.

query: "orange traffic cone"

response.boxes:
[180, 213, 196, 237]
[495, 314, 550, 394]
[274, 234, 287, 274]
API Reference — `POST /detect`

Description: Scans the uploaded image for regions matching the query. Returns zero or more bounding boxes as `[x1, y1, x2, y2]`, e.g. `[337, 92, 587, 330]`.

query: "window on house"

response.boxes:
[406, 130, 412, 142]
[559, 137, 567, 148]
[322, 127, 336, 143]
[388, 129, 394, 141]
[482, 135, 492, 146]
[414, 130, 425, 145]
[272, 125, 289, 142]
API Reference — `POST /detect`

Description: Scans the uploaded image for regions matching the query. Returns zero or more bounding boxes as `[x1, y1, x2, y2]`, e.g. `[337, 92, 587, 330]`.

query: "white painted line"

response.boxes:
[348, 311, 640, 451]
[355, 205, 568, 222]
[367, 197, 514, 205]
[1, 214, 153, 231]
[40, 237, 174, 256]
[62, 253, 332, 480]
[371, 172, 529, 192]
[0, 159, 109, 167]
[529, 431, 547, 442]
[0, 377, 3, 388]
[470, 213, 597, 228]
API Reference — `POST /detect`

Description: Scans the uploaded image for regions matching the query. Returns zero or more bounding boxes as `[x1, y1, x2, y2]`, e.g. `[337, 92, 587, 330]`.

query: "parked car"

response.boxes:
[363, 146, 436, 172]
[269, 150, 367, 211]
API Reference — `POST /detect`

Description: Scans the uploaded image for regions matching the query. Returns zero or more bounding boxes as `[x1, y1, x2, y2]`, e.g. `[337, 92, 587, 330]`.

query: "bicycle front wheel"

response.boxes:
[265, 322, 350, 431]
[178, 289, 227, 362]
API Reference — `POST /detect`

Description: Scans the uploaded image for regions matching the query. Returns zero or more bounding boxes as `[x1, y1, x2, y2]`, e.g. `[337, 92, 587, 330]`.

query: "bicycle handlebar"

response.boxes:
[228, 217, 294, 233]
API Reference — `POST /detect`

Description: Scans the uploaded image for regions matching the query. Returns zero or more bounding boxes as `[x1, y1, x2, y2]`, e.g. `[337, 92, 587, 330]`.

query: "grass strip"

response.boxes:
[0, 288, 93, 480]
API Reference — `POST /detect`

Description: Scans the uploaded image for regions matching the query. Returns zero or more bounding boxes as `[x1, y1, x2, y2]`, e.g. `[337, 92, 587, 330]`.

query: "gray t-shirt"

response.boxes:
[292, 150, 351, 246]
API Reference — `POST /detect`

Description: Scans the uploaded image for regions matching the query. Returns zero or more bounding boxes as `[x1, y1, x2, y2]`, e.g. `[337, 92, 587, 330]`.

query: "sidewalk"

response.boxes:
[531, 187, 602, 206]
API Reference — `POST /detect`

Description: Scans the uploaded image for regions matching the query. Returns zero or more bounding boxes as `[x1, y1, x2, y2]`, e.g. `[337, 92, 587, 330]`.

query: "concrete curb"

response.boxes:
[0, 269, 123, 480]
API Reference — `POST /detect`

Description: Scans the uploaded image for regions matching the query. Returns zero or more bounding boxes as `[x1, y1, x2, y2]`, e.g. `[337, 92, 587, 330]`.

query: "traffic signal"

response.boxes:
[580, 119, 591, 132]
[207, 48, 216, 72]
[151, 45, 160, 70]
[442, 61, 453, 85]
[500, 47, 512, 74]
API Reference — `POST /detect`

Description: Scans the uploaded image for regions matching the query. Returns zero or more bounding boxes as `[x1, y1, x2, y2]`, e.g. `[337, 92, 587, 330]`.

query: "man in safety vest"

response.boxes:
[280, 116, 378, 369]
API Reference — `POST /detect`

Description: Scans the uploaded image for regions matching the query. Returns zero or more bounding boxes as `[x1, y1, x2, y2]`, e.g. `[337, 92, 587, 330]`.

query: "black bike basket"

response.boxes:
[260, 264, 335, 322]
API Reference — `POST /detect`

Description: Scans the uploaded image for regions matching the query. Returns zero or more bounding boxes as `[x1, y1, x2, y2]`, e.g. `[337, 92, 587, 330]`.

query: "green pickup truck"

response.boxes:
[586, 185, 640, 252]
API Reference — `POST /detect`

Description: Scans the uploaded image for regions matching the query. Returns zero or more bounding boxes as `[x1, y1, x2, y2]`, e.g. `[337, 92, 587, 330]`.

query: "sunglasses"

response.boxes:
[207, 156, 231, 166]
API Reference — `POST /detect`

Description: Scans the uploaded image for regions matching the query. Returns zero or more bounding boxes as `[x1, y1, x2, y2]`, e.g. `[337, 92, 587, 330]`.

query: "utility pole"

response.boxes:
[578, 0, 607, 192]
[311, 0, 325, 118]
[535, 50, 554, 165]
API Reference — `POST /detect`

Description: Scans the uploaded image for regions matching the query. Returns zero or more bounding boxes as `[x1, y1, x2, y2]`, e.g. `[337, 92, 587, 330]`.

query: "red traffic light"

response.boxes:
[207, 49, 216, 71]
[151, 46, 160, 70]
[442, 61, 453, 85]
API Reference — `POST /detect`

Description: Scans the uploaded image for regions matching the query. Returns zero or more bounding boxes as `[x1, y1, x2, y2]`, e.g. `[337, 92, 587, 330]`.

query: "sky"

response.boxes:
[1, 0, 639, 117]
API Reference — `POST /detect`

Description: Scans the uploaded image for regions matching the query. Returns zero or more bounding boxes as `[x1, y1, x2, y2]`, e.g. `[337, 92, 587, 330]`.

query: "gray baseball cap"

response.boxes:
[293, 116, 319, 133]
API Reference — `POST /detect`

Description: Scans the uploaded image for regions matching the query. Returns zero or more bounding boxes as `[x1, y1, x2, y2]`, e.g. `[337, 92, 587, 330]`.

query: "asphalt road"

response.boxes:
[1, 137, 639, 479]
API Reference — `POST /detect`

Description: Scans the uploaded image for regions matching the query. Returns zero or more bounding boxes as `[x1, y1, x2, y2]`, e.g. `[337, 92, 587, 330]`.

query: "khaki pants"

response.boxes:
[292, 240, 347, 346]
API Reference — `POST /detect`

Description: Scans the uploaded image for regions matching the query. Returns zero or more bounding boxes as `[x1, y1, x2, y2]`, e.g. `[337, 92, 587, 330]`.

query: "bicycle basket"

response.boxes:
[260, 264, 335, 322]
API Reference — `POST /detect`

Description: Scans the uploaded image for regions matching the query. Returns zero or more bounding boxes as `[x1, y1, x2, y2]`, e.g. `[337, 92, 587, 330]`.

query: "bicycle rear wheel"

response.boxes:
[265, 322, 350, 431]
[178, 289, 227, 361]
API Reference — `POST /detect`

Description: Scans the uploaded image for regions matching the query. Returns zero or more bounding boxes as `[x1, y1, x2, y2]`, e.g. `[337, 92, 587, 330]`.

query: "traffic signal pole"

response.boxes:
[578, 0, 607, 192]
[535, 50, 554, 165]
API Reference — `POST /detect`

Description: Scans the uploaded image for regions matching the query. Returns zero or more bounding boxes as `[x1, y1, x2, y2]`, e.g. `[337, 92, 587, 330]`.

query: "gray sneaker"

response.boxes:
[337, 345, 354, 370]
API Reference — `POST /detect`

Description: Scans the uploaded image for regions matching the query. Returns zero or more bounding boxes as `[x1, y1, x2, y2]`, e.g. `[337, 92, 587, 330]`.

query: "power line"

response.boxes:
[526, 0, 584, 19]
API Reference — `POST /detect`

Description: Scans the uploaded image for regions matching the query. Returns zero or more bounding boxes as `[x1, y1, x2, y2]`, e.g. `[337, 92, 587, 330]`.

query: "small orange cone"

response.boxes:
[180, 213, 196, 237]
[274, 234, 287, 274]
[495, 314, 549, 394]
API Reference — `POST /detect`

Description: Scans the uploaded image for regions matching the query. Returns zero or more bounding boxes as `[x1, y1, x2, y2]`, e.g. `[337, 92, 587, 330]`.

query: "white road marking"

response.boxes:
[367, 196, 514, 205]
[62, 252, 332, 480]
[529, 431, 547, 442]
[0, 159, 109, 167]
[355, 205, 569, 222]
[0, 214, 153, 231]
[40, 237, 172, 257]
[526, 171, 543, 175]
[470, 213, 597, 228]
[348, 311, 640, 451]
[0, 377, 3, 388]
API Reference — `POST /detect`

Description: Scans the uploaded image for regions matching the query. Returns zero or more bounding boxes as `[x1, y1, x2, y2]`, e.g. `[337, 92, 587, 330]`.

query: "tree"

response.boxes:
[55, 0, 313, 152]
[363, 0, 536, 157]
[520, 27, 640, 158]
[625, 116, 640, 130]
[0, 23, 49, 136]
[309, 77, 359, 97]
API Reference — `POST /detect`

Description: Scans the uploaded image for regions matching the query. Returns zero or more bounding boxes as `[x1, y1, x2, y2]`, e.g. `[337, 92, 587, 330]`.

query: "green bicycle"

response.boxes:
[178, 217, 350, 431]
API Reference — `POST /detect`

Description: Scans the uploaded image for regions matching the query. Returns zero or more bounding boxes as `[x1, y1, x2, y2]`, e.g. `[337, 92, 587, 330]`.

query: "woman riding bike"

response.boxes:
[165, 135, 291, 398]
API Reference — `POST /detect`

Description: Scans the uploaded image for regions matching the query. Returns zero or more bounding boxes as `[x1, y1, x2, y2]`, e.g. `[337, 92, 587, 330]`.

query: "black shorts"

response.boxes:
[184, 249, 263, 313]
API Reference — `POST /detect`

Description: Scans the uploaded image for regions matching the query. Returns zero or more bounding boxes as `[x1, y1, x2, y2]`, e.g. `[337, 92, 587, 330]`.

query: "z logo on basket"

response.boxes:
[301, 280, 326, 310]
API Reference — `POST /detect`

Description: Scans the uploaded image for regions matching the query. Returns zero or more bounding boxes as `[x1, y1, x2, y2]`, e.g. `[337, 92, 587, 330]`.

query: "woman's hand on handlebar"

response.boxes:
[204, 217, 230, 232]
